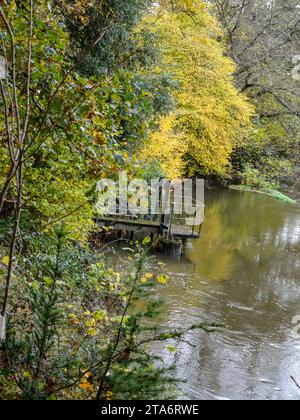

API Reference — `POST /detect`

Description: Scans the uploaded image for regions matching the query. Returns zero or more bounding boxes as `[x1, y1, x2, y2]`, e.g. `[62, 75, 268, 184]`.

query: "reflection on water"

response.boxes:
[150, 190, 300, 400]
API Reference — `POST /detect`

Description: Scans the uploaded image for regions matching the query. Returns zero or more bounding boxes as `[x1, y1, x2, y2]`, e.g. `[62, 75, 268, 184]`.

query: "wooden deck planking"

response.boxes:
[95, 216, 200, 240]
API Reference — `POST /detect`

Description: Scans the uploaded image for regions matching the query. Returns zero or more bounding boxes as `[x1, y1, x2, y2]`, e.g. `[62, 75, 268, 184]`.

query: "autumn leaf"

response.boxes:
[157, 274, 168, 285]
[141, 272, 153, 284]
[94, 310, 107, 321]
[142, 237, 151, 245]
[79, 379, 94, 393]
[85, 318, 96, 328]
[105, 390, 113, 400]
[87, 328, 97, 337]
[166, 345, 177, 353]
[2, 256, 10, 266]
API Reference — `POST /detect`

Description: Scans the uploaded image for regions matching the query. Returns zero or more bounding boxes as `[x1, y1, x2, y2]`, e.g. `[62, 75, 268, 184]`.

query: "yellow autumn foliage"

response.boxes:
[142, 0, 254, 177]
[143, 114, 188, 179]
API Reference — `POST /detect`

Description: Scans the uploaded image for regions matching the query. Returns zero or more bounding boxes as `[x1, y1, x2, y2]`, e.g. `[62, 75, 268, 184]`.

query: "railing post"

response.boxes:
[159, 177, 168, 227]
[192, 209, 197, 236]
[168, 202, 174, 236]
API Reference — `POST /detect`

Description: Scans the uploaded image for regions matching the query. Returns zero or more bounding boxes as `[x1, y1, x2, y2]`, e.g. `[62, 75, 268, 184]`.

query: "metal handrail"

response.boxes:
[101, 191, 205, 239]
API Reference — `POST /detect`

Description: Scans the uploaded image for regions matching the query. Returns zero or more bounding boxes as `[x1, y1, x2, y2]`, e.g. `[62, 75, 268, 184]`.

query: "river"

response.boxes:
[148, 189, 300, 400]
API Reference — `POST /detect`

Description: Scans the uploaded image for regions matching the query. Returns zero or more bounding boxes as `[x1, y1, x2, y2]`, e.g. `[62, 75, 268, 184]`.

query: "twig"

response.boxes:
[291, 376, 300, 390]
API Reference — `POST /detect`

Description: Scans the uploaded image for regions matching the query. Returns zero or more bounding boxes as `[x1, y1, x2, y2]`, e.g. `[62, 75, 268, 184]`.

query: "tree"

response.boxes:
[0, 0, 153, 339]
[58, 0, 153, 76]
[142, 0, 254, 178]
[210, 0, 300, 184]
[0, 0, 220, 401]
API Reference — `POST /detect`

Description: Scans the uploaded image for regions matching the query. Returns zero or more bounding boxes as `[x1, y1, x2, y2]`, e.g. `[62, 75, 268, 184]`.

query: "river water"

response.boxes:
[149, 189, 300, 400]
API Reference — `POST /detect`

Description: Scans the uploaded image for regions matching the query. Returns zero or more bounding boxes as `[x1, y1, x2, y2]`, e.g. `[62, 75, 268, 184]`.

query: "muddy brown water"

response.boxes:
[148, 189, 300, 400]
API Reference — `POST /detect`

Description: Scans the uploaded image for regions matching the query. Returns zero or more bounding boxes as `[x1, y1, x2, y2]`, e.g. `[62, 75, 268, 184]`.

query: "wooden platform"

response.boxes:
[169, 225, 200, 240]
[95, 216, 200, 240]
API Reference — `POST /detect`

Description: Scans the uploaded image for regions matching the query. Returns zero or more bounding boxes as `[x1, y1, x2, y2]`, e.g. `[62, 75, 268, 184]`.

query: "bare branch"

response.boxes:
[21, 0, 34, 146]
[0, 5, 21, 146]
[0, 80, 15, 163]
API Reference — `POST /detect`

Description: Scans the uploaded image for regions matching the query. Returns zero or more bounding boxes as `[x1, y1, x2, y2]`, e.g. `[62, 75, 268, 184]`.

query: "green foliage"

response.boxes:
[141, 159, 166, 183]
[231, 121, 298, 189]
[0, 2, 189, 401]
[211, 0, 300, 188]
[0, 228, 217, 400]
[240, 164, 276, 190]
[60, 0, 153, 76]
[0, 0, 297, 402]
[0, 2, 162, 239]
[229, 185, 296, 204]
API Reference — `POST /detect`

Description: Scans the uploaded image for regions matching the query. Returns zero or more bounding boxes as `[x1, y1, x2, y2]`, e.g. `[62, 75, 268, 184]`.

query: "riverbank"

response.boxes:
[229, 185, 297, 204]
